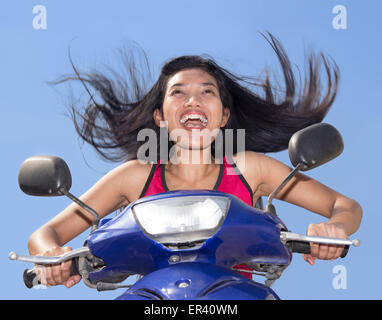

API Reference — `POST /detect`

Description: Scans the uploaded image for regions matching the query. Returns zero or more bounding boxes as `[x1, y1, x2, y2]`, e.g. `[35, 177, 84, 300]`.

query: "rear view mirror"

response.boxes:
[288, 123, 344, 171]
[18, 155, 72, 196]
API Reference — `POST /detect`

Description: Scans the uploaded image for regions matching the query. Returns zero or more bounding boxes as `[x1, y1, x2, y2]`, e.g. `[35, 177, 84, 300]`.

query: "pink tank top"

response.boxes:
[140, 156, 253, 206]
[139, 156, 255, 279]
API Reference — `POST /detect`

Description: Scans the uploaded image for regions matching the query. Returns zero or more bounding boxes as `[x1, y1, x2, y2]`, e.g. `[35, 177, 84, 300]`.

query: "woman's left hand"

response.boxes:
[302, 222, 348, 266]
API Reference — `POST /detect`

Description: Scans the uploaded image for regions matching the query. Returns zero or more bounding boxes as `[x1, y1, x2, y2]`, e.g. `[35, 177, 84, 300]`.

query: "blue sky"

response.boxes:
[1, 1, 380, 299]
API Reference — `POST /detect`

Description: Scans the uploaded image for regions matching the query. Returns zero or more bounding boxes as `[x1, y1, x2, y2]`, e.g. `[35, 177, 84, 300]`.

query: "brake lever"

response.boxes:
[280, 231, 361, 247]
[8, 247, 91, 265]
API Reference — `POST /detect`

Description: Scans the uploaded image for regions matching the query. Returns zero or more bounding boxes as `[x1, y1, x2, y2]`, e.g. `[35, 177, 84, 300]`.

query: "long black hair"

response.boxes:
[58, 32, 339, 162]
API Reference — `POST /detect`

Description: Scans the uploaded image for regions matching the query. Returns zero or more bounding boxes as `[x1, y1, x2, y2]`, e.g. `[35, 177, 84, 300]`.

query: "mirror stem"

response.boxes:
[59, 188, 100, 231]
[265, 163, 303, 215]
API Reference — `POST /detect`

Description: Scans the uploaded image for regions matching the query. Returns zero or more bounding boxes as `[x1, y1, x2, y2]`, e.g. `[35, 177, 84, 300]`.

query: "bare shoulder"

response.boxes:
[232, 150, 266, 175]
[232, 151, 290, 194]
[234, 150, 289, 171]
[231, 151, 266, 191]
[112, 159, 153, 177]
[109, 160, 154, 203]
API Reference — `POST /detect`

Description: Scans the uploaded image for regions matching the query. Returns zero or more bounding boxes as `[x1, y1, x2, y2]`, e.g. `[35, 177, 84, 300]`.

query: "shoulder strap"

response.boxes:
[139, 162, 158, 198]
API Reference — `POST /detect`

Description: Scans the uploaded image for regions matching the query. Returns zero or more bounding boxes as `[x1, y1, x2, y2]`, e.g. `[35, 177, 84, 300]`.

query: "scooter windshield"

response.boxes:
[132, 196, 230, 245]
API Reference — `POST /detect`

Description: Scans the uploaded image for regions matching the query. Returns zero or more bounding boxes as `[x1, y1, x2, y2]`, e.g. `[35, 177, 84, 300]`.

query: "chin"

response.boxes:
[176, 140, 212, 151]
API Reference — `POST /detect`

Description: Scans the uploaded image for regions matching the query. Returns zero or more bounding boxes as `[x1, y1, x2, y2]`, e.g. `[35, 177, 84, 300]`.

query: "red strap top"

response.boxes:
[139, 156, 254, 279]
[140, 157, 253, 206]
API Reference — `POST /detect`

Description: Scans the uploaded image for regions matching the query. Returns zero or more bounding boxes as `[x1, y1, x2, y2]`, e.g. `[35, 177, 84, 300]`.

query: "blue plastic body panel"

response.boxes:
[85, 190, 291, 299]
[116, 262, 279, 300]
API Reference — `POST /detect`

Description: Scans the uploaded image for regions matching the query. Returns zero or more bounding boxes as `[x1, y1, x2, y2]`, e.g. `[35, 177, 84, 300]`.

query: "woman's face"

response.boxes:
[154, 68, 230, 150]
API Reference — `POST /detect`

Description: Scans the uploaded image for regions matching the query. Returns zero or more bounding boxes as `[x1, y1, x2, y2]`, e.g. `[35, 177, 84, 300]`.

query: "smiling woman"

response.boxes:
[27, 32, 362, 289]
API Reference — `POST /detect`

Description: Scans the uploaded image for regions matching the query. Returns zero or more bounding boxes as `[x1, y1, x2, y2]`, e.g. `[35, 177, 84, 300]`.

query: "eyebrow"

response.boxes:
[169, 82, 218, 89]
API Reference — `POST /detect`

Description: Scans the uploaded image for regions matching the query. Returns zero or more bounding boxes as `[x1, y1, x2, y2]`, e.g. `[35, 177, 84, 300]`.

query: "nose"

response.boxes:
[184, 93, 202, 108]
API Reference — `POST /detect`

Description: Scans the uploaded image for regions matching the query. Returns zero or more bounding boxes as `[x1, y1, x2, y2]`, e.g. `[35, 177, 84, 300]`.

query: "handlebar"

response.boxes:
[9, 232, 361, 289]
[280, 231, 360, 258]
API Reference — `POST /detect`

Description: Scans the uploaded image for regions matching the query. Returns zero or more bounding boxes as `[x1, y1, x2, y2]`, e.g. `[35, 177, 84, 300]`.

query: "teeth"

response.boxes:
[180, 114, 208, 124]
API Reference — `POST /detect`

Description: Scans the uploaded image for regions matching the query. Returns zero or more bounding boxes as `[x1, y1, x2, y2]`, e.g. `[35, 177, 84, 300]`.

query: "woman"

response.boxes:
[28, 33, 362, 288]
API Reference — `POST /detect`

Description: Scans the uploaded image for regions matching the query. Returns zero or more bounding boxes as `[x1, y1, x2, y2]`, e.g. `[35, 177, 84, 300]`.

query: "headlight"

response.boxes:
[132, 196, 230, 245]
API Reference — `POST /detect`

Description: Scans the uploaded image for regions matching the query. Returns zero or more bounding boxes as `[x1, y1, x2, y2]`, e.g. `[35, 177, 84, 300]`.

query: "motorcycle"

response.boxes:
[9, 123, 360, 300]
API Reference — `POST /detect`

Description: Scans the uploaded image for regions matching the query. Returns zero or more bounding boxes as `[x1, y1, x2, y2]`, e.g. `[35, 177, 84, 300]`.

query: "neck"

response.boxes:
[166, 145, 219, 179]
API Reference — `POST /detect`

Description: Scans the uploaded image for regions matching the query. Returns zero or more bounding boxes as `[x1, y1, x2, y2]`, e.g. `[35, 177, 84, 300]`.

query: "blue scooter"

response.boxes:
[9, 123, 360, 300]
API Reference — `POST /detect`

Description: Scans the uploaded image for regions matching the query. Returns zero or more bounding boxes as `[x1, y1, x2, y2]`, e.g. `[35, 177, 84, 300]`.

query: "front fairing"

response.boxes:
[115, 262, 280, 300]
[86, 190, 292, 283]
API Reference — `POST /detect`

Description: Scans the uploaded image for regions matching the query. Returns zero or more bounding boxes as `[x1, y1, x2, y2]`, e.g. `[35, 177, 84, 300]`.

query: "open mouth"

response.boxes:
[180, 112, 208, 130]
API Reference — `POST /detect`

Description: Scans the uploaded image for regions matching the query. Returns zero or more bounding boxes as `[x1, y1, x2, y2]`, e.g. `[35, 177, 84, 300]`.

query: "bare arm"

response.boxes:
[27, 160, 150, 286]
[28, 160, 150, 253]
[255, 153, 362, 235]
[239, 151, 363, 265]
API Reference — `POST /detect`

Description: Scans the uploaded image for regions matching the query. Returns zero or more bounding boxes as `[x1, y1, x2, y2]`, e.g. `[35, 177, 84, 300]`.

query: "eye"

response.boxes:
[203, 89, 215, 95]
[170, 89, 184, 96]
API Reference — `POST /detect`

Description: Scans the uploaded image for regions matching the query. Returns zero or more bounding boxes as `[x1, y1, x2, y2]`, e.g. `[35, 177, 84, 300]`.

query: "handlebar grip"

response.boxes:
[23, 257, 80, 289]
[288, 241, 311, 254]
[340, 245, 349, 258]
[288, 241, 350, 258]
[23, 269, 38, 289]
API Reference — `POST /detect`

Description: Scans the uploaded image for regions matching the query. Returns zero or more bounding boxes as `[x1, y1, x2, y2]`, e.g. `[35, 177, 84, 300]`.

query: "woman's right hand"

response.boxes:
[34, 246, 81, 288]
